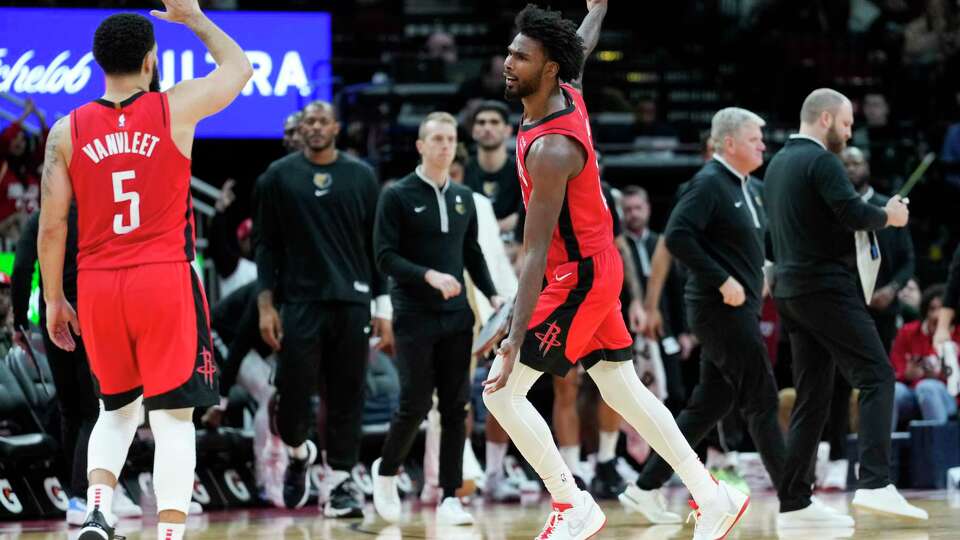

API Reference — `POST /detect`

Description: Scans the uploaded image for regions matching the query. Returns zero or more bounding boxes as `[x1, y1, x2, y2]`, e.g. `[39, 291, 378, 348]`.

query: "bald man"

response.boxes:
[765, 89, 926, 527]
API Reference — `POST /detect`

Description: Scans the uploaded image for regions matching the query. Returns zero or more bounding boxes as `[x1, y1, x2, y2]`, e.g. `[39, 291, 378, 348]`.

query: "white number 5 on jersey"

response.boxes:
[112, 170, 140, 235]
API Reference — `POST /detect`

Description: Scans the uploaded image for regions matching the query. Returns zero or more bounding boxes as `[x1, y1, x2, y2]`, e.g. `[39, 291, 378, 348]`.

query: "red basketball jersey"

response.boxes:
[516, 83, 613, 269]
[68, 91, 195, 270]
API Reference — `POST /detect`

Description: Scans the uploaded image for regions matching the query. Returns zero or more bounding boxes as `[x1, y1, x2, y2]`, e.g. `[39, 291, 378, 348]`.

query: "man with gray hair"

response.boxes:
[765, 88, 926, 526]
[619, 107, 790, 524]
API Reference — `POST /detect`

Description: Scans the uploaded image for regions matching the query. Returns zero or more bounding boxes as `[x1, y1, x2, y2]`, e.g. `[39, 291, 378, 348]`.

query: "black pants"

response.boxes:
[826, 370, 852, 461]
[379, 309, 473, 495]
[637, 302, 785, 496]
[660, 347, 687, 416]
[275, 302, 369, 471]
[870, 310, 898, 354]
[43, 330, 99, 498]
[776, 286, 895, 512]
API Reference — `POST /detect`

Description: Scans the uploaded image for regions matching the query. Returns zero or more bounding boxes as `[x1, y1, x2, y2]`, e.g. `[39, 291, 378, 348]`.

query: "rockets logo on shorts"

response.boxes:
[196, 347, 216, 386]
[535, 321, 564, 356]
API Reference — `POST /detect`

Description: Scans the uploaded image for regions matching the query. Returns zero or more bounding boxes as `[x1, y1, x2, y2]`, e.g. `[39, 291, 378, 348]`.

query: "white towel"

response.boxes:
[855, 230, 882, 304]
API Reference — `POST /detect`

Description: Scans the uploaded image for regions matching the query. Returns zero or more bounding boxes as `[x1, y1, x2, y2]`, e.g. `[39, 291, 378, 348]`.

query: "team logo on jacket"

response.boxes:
[483, 181, 498, 197]
[313, 173, 332, 189]
[455, 194, 466, 215]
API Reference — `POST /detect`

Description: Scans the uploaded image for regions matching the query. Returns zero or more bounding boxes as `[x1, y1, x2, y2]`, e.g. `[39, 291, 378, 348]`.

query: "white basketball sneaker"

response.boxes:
[535, 490, 605, 540]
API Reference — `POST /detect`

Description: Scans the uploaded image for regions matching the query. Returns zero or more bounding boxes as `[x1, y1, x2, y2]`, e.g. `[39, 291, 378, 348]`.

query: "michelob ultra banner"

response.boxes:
[0, 8, 332, 138]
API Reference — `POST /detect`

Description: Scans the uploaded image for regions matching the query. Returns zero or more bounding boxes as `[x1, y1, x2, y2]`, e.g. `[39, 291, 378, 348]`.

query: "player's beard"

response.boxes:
[504, 68, 541, 102]
[826, 122, 846, 154]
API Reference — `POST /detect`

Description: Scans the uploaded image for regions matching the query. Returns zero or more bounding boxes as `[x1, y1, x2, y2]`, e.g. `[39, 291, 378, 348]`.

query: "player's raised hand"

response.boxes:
[586, 0, 608, 10]
[150, 0, 203, 25]
[46, 299, 79, 352]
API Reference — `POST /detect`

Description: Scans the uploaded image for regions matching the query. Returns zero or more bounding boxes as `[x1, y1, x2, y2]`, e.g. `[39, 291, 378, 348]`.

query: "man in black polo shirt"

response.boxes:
[765, 88, 926, 524]
[372, 111, 502, 527]
[256, 100, 390, 517]
[464, 100, 521, 236]
[619, 107, 793, 525]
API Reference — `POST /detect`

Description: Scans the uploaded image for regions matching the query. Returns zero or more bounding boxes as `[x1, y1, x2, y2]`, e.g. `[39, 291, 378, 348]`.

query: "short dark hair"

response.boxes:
[621, 185, 649, 200]
[472, 100, 511, 125]
[93, 14, 156, 76]
[921, 283, 946, 317]
[515, 4, 585, 83]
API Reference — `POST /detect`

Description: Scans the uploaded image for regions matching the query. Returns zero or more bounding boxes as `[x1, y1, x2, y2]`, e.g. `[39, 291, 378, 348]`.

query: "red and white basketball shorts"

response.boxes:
[520, 244, 633, 377]
[78, 261, 219, 411]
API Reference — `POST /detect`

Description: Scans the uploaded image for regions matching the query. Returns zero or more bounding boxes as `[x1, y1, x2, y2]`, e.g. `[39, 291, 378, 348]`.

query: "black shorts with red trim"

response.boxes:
[78, 261, 219, 411]
[520, 244, 634, 377]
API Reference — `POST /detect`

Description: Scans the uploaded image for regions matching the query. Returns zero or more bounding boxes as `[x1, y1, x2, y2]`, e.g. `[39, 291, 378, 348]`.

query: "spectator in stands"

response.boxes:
[210, 178, 256, 298]
[463, 101, 521, 236]
[632, 97, 677, 140]
[890, 284, 959, 428]
[620, 185, 689, 414]
[899, 277, 923, 323]
[458, 55, 510, 111]
[0, 98, 45, 244]
[851, 93, 903, 192]
[842, 146, 916, 352]
[282, 110, 304, 154]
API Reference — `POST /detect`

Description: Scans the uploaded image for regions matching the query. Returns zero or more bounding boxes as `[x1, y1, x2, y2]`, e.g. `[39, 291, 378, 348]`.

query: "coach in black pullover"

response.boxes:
[765, 89, 924, 522]
[372, 112, 500, 517]
[255, 101, 386, 515]
[626, 108, 788, 504]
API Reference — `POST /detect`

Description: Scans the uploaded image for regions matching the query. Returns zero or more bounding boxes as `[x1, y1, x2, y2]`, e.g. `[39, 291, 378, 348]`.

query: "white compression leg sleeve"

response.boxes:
[87, 397, 142, 478]
[587, 360, 717, 503]
[149, 408, 196, 514]
[482, 356, 578, 503]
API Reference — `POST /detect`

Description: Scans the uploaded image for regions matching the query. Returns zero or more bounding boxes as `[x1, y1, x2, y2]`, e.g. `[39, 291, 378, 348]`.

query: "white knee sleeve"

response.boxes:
[88, 397, 142, 478]
[587, 360, 696, 469]
[149, 408, 196, 514]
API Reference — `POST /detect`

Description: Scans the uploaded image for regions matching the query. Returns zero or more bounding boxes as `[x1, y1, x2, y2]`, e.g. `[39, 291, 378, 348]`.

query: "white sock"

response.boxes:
[157, 522, 186, 540]
[543, 467, 579, 504]
[559, 446, 581, 477]
[598, 431, 619, 463]
[677, 454, 718, 505]
[288, 443, 308, 460]
[86, 484, 114, 517]
[485, 442, 508, 478]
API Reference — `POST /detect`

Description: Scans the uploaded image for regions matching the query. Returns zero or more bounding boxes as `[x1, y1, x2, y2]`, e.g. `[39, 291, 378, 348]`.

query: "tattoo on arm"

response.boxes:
[41, 118, 67, 199]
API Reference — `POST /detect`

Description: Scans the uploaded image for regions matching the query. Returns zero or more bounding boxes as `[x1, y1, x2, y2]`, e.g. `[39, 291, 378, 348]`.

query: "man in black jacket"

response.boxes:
[371, 111, 501, 527]
[765, 88, 925, 525]
[255, 100, 389, 517]
[618, 107, 791, 524]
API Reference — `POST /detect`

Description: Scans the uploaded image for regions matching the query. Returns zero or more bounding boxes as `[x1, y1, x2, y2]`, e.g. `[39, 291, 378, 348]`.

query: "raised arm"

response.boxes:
[570, 0, 608, 89]
[37, 116, 80, 351]
[156, 0, 252, 148]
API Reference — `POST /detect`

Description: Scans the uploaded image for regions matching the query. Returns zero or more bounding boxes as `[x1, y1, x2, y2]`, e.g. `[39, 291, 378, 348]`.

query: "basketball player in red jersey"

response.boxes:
[482, 3, 749, 539]
[38, 2, 251, 539]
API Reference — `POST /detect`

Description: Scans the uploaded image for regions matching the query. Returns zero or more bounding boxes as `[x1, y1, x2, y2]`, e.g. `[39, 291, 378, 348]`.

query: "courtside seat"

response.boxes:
[0, 433, 57, 465]
[5, 347, 57, 418]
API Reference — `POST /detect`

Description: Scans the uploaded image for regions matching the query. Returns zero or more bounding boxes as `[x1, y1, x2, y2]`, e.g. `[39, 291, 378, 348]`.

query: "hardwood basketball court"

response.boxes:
[2, 488, 956, 539]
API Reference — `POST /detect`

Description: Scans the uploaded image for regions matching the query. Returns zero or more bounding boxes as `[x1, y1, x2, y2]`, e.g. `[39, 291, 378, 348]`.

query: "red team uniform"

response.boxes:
[516, 83, 633, 376]
[68, 91, 218, 411]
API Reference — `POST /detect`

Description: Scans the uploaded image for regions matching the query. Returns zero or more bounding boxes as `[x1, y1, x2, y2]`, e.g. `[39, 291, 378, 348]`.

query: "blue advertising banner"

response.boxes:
[0, 8, 331, 138]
